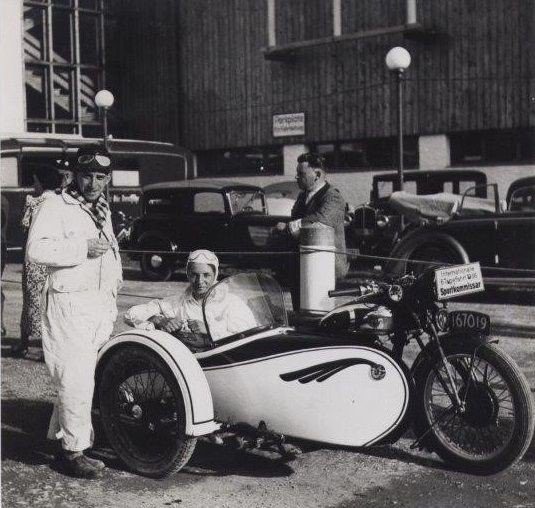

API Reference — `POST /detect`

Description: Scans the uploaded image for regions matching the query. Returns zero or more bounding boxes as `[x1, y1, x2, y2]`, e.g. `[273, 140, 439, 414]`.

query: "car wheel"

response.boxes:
[139, 238, 176, 281]
[407, 243, 461, 275]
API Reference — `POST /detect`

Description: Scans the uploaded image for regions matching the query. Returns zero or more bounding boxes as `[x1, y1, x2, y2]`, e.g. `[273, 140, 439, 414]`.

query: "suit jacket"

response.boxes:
[291, 183, 349, 279]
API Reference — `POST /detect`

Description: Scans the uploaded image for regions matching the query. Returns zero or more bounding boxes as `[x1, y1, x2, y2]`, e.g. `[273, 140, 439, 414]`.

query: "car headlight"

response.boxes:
[376, 215, 389, 228]
[388, 284, 403, 302]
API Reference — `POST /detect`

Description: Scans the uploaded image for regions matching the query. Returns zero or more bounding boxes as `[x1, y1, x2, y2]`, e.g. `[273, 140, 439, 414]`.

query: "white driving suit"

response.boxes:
[27, 191, 122, 451]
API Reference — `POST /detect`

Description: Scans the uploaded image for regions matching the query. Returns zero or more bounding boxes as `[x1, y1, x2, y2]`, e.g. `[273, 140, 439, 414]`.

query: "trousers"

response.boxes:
[42, 288, 117, 451]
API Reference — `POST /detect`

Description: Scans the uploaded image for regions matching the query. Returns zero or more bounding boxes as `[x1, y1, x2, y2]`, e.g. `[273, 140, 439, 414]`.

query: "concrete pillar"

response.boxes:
[283, 144, 307, 177]
[418, 134, 451, 170]
[299, 224, 336, 313]
[0, 0, 25, 134]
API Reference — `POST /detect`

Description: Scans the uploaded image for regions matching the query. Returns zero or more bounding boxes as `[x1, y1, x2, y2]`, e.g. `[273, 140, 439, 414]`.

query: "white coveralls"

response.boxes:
[27, 191, 123, 452]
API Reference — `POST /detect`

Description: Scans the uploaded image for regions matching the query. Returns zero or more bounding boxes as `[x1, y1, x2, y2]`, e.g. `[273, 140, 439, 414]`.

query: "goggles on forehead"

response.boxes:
[187, 249, 219, 266]
[77, 154, 111, 167]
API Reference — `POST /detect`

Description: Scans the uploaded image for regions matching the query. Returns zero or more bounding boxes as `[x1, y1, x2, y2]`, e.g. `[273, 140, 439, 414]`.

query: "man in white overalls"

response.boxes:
[27, 145, 123, 479]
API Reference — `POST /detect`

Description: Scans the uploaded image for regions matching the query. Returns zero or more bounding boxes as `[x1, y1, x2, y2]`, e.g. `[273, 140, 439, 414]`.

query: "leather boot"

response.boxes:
[57, 451, 104, 479]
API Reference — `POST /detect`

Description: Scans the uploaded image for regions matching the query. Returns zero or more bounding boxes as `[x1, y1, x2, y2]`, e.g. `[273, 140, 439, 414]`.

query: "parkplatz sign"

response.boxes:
[273, 113, 305, 137]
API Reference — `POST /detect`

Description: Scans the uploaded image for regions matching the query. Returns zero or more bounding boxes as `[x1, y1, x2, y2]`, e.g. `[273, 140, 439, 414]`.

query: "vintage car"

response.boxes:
[384, 178, 535, 285]
[127, 180, 293, 280]
[349, 169, 488, 257]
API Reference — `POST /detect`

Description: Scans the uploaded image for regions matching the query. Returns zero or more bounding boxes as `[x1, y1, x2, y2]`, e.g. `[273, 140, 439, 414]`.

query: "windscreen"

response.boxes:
[203, 273, 288, 343]
[228, 190, 266, 215]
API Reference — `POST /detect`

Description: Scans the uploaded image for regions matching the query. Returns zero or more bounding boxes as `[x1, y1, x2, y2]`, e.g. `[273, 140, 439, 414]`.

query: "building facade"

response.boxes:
[175, 0, 534, 203]
[1, 0, 534, 205]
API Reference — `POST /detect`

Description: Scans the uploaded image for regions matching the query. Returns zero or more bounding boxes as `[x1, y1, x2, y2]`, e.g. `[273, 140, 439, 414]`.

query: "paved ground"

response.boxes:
[2, 261, 535, 507]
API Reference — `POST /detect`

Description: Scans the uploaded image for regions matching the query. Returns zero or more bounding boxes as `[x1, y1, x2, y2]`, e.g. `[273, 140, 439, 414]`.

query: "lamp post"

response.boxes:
[385, 47, 411, 192]
[94, 89, 114, 151]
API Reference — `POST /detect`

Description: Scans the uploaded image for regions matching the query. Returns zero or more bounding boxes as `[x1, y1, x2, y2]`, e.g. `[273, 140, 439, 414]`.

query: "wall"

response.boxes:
[0, 0, 25, 134]
[176, 0, 533, 152]
[104, 0, 181, 144]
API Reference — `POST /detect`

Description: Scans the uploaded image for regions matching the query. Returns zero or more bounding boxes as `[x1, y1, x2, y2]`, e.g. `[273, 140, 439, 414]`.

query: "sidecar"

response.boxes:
[95, 273, 411, 477]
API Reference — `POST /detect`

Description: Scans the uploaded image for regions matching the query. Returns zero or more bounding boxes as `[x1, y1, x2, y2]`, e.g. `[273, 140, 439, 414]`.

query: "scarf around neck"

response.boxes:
[64, 183, 110, 230]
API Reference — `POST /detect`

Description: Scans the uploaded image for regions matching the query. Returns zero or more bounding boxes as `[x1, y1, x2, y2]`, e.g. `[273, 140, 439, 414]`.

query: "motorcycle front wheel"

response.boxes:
[414, 342, 534, 474]
[98, 346, 197, 478]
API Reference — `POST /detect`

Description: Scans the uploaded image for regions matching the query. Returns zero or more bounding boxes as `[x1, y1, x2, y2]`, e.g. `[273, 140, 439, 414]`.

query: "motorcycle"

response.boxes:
[95, 267, 534, 478]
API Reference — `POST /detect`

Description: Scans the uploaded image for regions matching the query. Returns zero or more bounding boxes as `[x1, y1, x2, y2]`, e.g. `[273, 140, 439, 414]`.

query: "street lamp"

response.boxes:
[385, 47, 411, 191]
[95, 89, 114, 150]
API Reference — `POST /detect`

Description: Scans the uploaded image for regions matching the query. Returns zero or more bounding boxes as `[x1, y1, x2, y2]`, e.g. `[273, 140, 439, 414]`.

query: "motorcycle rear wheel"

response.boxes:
[414, 342, 534, 474]
[98, 346, 197, 478]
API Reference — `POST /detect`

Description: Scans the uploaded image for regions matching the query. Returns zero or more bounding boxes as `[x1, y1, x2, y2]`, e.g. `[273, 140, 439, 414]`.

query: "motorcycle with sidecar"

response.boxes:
[95, 267, 534, 477]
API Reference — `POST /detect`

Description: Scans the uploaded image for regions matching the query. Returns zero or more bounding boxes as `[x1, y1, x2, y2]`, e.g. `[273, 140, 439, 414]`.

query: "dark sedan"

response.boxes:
[127, 180, 292, 280]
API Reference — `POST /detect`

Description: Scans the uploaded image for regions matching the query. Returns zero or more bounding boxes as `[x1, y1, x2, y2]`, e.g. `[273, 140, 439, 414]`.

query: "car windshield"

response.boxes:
[203, 273, 288, 344]
[228, 190, 266, 215]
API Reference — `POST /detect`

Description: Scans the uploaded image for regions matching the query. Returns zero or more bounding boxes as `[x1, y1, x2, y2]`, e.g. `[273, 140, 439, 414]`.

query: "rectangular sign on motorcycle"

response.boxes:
[434, 262, 485, 300]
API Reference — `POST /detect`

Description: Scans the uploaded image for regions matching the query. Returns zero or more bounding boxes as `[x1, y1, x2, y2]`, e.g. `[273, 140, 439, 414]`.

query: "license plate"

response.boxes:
[449, 311, 490, 335]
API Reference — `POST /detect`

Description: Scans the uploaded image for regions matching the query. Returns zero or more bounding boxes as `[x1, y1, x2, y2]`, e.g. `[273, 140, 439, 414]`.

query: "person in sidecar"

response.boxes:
[124, 249, 256, 348]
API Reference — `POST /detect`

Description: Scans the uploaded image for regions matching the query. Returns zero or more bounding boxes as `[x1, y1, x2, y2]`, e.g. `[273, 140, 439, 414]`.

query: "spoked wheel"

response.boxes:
[98, 346, 196, 478]
[415, 343, 534, 474]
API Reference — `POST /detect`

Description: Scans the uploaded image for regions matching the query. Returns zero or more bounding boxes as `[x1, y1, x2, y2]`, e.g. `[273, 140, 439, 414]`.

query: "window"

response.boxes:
[311, 136, 419, 171]
[111, 171, 140, 187]
[450, 129, 535, 165]
[0, 158, 20, 188]
[197, 146, 283, 177]
[509, 185, 535, 212]
[23, 0, 105, 134]
[228, 190, 266, 215]
[144, 191, 189, 215]
[194, 192, 225, 213]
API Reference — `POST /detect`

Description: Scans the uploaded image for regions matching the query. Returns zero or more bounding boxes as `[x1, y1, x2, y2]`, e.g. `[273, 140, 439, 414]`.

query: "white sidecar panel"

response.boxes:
[204, 345, 408, 447]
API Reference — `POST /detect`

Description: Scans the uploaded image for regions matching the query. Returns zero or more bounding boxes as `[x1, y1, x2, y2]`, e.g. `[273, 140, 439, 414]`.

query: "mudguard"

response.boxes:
[410, 331, 492, 378]
[97, 330, 219, 437]
[386, 230, 469, 275]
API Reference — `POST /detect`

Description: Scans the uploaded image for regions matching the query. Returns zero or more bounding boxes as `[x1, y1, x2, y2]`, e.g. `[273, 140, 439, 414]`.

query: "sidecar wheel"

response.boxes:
[98, 346, 197, 478]
[414, 343, 534, 474]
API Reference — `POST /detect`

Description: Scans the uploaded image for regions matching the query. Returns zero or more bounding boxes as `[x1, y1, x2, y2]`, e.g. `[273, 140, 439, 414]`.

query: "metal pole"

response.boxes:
[397, 70, 404, 192]
[102, 107, 109, 151]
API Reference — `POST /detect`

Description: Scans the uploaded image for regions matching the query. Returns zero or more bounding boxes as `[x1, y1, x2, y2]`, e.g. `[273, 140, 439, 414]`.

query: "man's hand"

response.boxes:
[274, 222, 288, 233]
[187, 319, 207, 335]
[159, 318, 184, 333]
[87, 238, 111, 258]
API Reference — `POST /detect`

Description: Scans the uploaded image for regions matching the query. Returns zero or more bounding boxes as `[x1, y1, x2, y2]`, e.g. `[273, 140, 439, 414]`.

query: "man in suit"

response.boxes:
[276, 152, 349, 308]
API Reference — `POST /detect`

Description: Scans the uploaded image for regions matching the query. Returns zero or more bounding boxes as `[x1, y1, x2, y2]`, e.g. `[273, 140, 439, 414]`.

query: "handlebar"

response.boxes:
[328, 283, 378, 298]
[328, 273, 419, 299]
[328, 287, 364, 297]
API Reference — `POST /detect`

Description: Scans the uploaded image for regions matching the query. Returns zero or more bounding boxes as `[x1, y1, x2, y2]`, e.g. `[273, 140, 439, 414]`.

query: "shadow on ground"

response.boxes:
[1, 399, 56, 466]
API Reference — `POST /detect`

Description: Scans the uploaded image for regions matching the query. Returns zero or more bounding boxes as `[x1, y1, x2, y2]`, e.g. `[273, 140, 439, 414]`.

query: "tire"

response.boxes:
[98, 346, 197, 478]
[408, 243, 460, 275]
[413, 342, 534, 474]
[139, 238, 176, 281]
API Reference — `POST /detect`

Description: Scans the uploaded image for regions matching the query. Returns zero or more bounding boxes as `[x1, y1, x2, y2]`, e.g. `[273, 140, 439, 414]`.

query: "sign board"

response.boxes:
[273, 113, 305, 137]
[435, 262, 485, 300]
